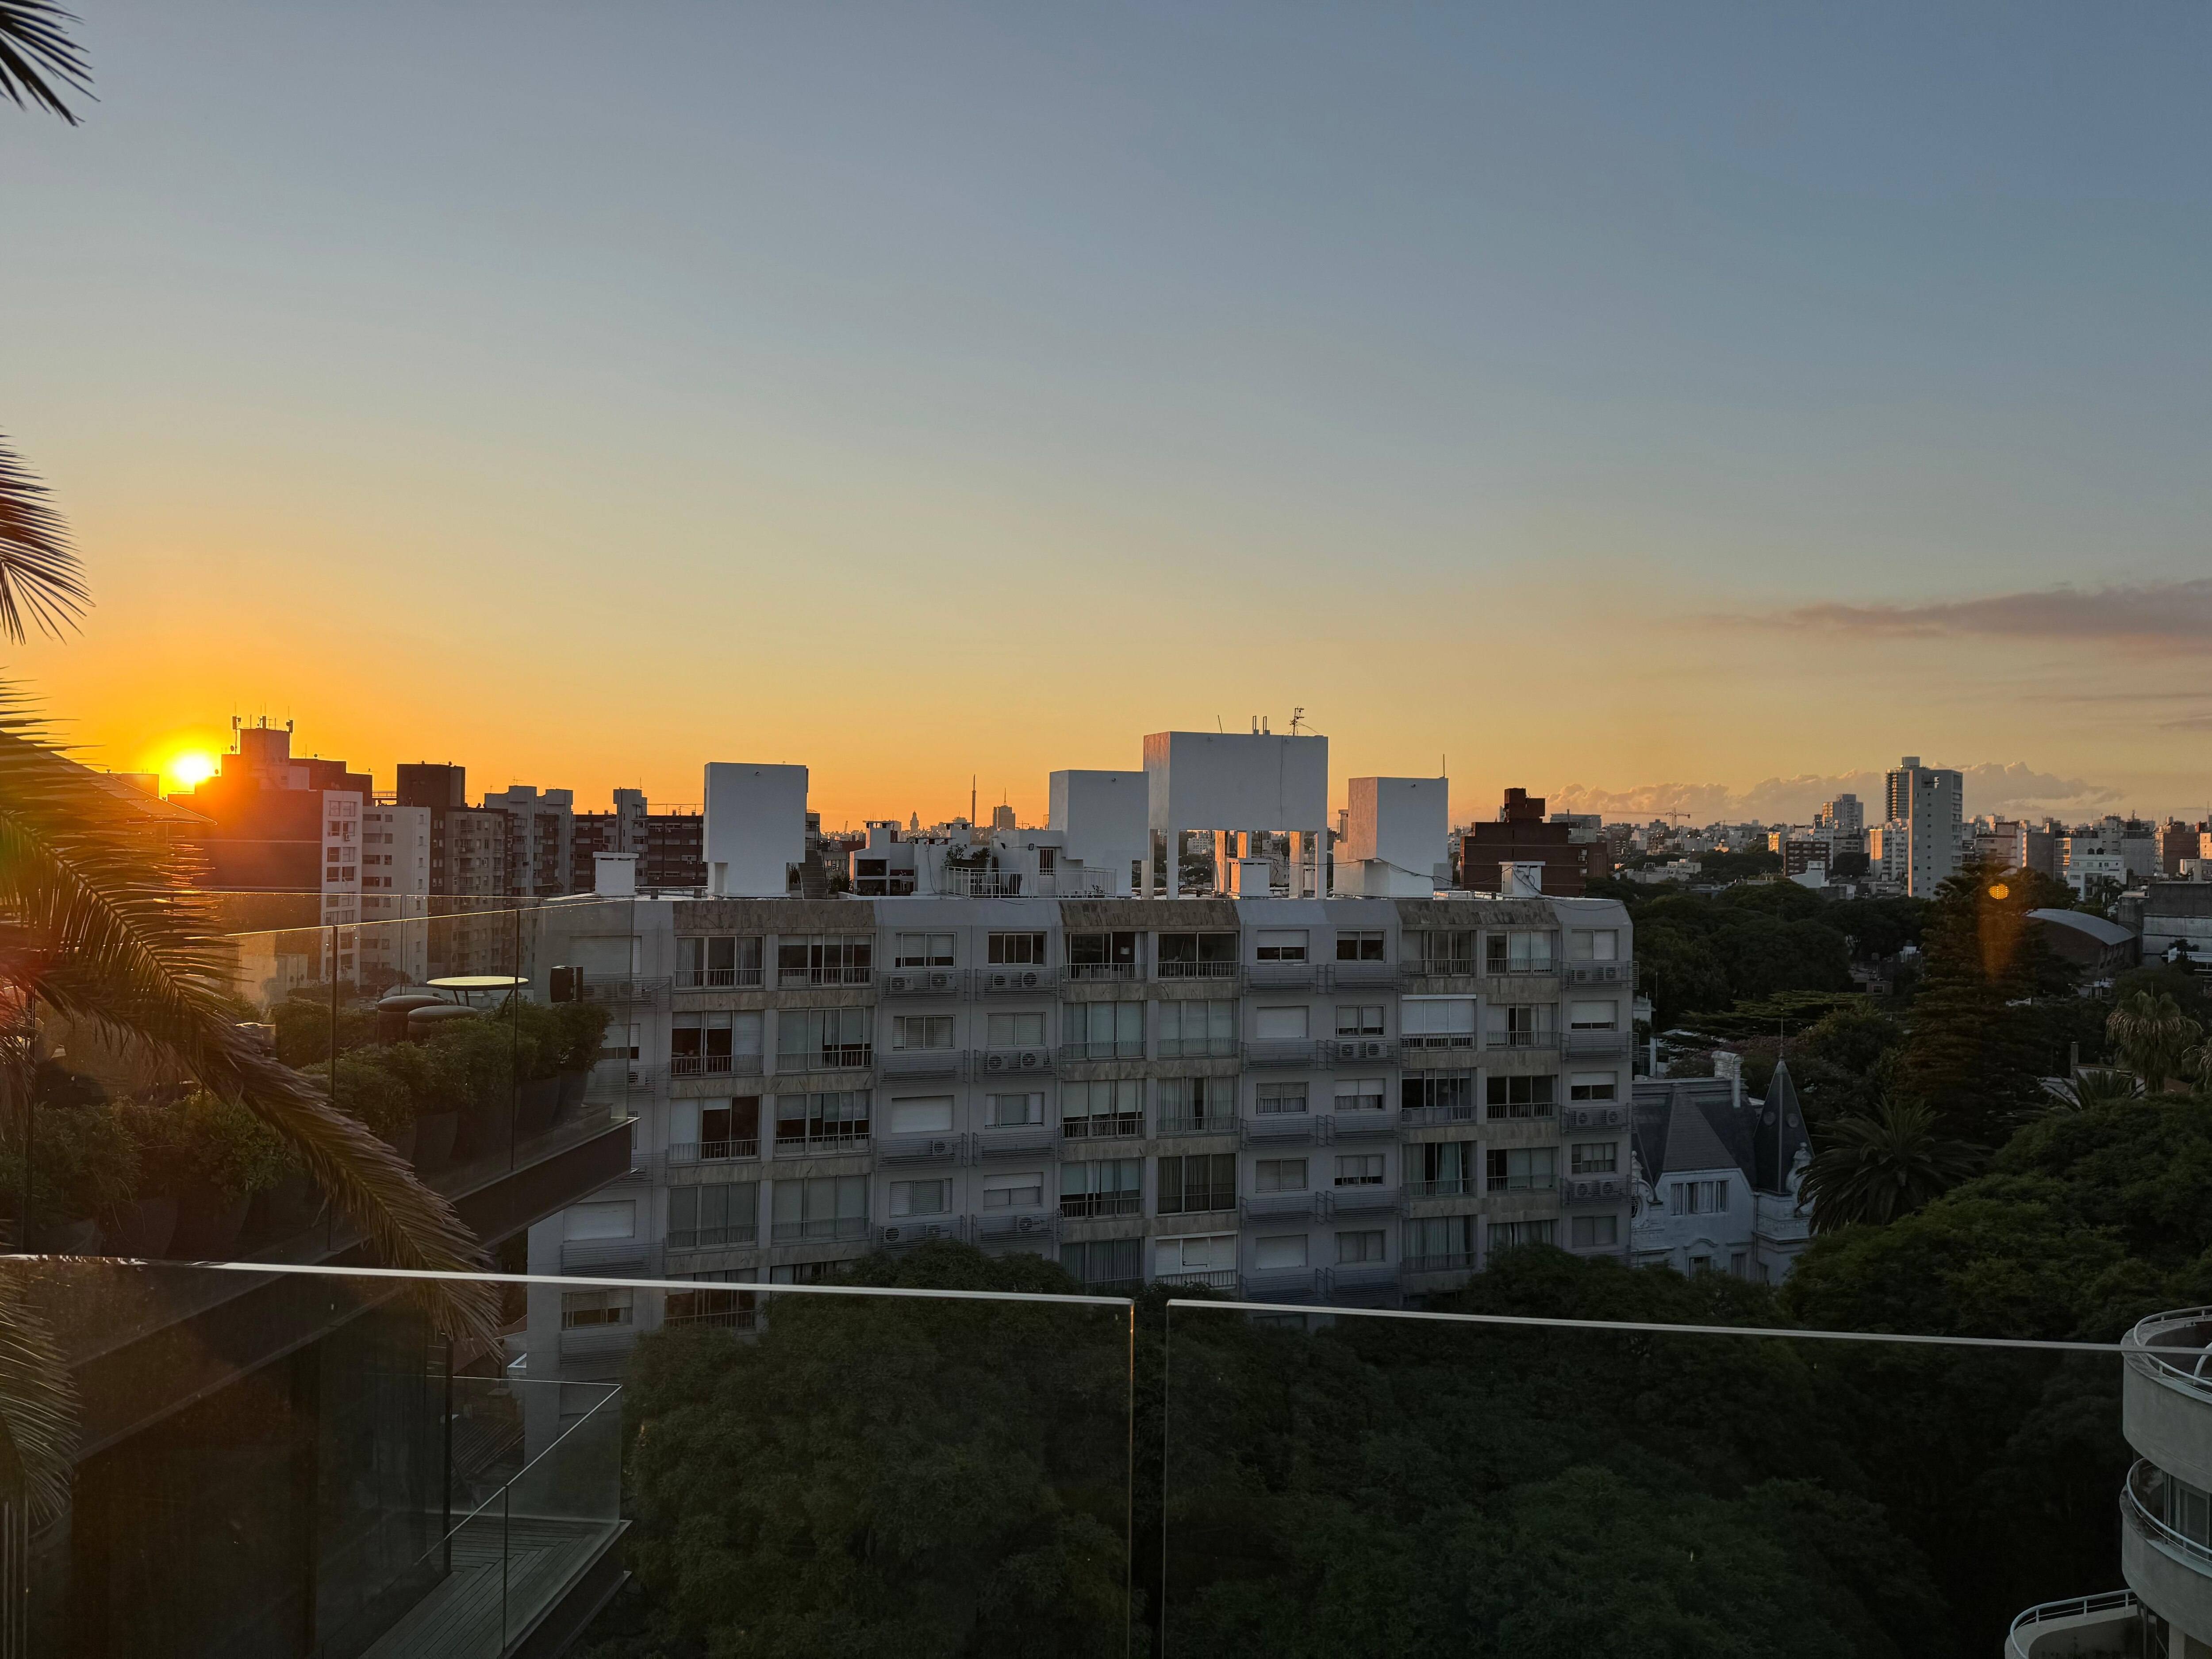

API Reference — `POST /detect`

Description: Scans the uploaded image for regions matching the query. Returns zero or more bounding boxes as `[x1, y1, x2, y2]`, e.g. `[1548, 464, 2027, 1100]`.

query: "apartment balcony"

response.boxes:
[579, 973, 671, 1007]
[1060, 1190, 1142, 1220]
[876, 1216, 969, 1249]
[1402, 1250, 1478, 1276]
[669, 1050, 765, 1079]
[1155, 1267, 1240, 1293]
[560, 1235, 662, 1276]
[1060, 1113, 1144, 1144]
[666, 1223, 760, 1252]
[2126, 1308, 2212, 1494]
[1564, 1029, 1630, 1059]
[1407, 1176, 1476, 1200]
[674, 966, 766, 990]
[777, 965, 874, 989]
[1326, 1183, 1403, 1217]
[1563, 1175, 1627, 1206]
[1400, 1102, 1482, 1129]
[668, 1137, 762, 1165]
[975, 1045, 1055, 1077]
[1244, 960, 1317, 990]
[1323, 1262, 1400, 1304]
[777, 1042, 875, 1072]
[1323, 959, 1401, 990]
[1156, 1114, 1238, 1138]
[880, 1046, 965, 1080]
[979, 1122, 1061, 1158]
[1562, 958, 1635, 989]
[1483, 958, 1558, 979]
[1242, 1190, 1321, 1222]
[1486, 1032, 1559, 1052]
[1066, 961, 1141, 984]
[1242, 1112, 1317, 1145]
[1486, 1174, 1559, 1195]
[1058, 1038, 1146, 1064]
[975, 964, 1060, 994]
[1157, 1035, 1240, 1060]
[974, 1208, 1059, 1244]
[1325, 1110, 1399, 1140]
[1158, 1191, 1238, 1219]
[771, 1215, 872, 1244]
[1562, 1102, 1629, 1133]
[880, 965, 963, 996]
[2005, 1592, 2140, 1659]
[1243, 1267, 1321, 1304]
[1400, 1034, 1478, 1055]
[1400, 957, 1477, 981]
[773, 1128, 872, 1158]
[879, 1131, 965, 1165]
[1322, 1036, 1398, 1066]
[1156, 960, 1240, 982]
[1244, 1038, 1320, 1068]
[2122, 1459, 2212, 1642]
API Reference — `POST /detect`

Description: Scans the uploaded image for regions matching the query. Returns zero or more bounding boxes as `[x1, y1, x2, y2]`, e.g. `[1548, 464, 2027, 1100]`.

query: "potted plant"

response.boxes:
[0, 1095, 139, 1253]
[158, 1091, 293, 1258]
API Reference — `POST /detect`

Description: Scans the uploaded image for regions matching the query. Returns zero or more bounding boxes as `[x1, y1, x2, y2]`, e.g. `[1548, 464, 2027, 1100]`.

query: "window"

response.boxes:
[777, 934, 872, 987]
[1068, 1002, 1143, 1058]
[1333, 1077, 1386, 1113]
[672, 1010, 760, 1075]
[1403, 998, 1476, 1047]
[1156, 1233, 1235, 1277]
[1158, 999, 1235, 1057]
[1568, 929, 1620, 962]
[1689, 1253, 1713, 1274]
[1416, 1141, 1475, 1195]
[893, 932, 955, 968]
[1568, 1000, 1618, 1030]
[1158, 1076, 1229, 1130]
[886, 1095, 955, 1134]
[679, 934, 762, 987]
[1252, 1234, 1308, 1271]
[1569, 1072, 1618, 1102]
[1254, 1005, 1310, 1041]
[1486, 1146, 1557, 1193]
[1060, 1236, 1141, 1288]
[1336, 1229, 1386, 1265]
[1486, 1075, 1557, 1119]
[891, 1015, 955, 1052]
[668, 1181, 758, 1248]
[985, 1010, 1048, 1048]
[889, 1179, 952, 1217]
[1335, 1005, 1386, 1037]
[1415, 931, 1475, 973]
[987, 1091, 1045, 1128]
[983, 1171, 1046, 1210]
[1060, 1158, 1141, 1217]
[777, 1007, 872, 1068]
[1487, 1219, 1557, 1252]
[1334, 1154, 1383, 1187]
[1404, 1214, 1477, 1270]
[1486, 930, 1555, 972]
[1570, 1214, 1619, 1248]
[1335, 930, 1386, 962]
[1158, 1153, 1236, 1214]
[563, 1200, 635, 1240]
[672, 1096, 760, 1160]
[1158, 931, 1237, 978]
[1255, 1158, 1308, 1193]
[1570, 1142, 1617, 1175]
[1729, 1251, 1748, 1278]
[987, 931, 1048, 965]
[2165, 1472, 2212, 1548]
[775, 1091, 870, 1149]
[1255, 1081, 1308, 1115]
[771, 1175, 868, 1241]
[1255, 929, 1308, 962]
[1402, 1072, 1477, 1121]
[1486, 1003, 1556, 1048]
[1667, 1179, 1730, 1216]
[1063, 1079, 1142, 1137]
[1067, 930, 1139, 979]
[561, 1288, 633, 1329]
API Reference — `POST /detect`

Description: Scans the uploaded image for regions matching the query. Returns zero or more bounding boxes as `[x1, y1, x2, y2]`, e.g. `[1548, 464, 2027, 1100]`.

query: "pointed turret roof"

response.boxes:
[1752, 1058, 1811, 1194]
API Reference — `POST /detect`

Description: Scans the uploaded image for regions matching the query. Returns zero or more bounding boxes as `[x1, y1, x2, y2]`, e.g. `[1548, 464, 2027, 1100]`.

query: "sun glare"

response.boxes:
[168, 752, 217, 791]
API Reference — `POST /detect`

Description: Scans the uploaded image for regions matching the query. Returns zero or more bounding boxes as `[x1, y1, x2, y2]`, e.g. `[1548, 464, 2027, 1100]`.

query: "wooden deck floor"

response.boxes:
[361, 1515, 620, 1659]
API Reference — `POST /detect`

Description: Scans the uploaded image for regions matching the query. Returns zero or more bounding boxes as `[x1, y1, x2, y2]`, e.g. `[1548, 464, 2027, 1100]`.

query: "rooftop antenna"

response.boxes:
[1290, 707, 1307, 735]
[970, 775, 976, 826]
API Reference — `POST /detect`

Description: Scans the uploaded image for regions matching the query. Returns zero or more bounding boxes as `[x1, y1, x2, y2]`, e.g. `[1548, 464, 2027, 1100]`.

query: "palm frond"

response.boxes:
[0, 689, 494, 1346]
[0, 1271, 78, 1526]
[0, 435, 89, 644]
[1799, 1094, 1983, 1233]
[0, 0, 90, 124]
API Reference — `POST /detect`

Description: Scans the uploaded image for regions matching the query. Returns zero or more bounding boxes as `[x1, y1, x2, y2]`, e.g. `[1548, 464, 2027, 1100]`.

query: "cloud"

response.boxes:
[1546, 762, 2123, 826]
[1755, 578, 2212, 654]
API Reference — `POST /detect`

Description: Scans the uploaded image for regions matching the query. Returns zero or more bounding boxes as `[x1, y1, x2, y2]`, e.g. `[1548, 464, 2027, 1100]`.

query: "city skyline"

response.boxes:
[7, 4, 2210, 822]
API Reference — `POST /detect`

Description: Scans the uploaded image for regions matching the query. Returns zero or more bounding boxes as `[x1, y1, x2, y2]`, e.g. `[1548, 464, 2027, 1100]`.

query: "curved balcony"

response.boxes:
[2125, 1309, 2212, 1493]
[2121, 1459, 2212, 1645]
[2005, 1592, 2138, 1659]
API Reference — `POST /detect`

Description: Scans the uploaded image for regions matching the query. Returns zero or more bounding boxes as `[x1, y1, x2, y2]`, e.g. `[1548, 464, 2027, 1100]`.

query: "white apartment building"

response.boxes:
[357, 804, 432, 985]
[521, 888, 1637, 1382]
[1883, 757, 1964, 897]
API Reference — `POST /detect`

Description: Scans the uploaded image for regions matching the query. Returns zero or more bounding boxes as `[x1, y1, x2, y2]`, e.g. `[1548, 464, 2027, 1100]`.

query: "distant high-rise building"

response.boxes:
[1882, 757, 1964, 897]
[482, 784, 576, 898]
[1815, 793, 1863, 836]
[570, 790, 705, 892]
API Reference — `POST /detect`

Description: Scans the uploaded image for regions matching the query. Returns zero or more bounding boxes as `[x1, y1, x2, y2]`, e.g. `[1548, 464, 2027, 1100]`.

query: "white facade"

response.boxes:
[356, 804, 432, 985]
[1048, 769, 1147, 898]
[1143, 730, 1329, 898]
[1883, 757, 1964, 897]
[520, 889, 1636, 1381]
[1336, 777, 1449, 897]
[703, 763, 809, 897]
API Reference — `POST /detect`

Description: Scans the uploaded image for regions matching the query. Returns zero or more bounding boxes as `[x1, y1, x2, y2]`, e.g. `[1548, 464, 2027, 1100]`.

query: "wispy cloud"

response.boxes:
[1753, 578, 2212, 654]
[1548, 763, 2124, 825]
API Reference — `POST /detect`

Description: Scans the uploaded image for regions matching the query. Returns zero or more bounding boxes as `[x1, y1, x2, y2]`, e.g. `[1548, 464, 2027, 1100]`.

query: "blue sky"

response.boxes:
[5, 3, 2208, 821]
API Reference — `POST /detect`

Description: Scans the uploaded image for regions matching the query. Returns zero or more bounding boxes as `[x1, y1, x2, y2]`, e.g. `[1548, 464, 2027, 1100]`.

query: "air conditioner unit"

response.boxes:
[1017, 1049, 1043, 1070]
[882, 1225, 903, 1243]
[929, 972, 954, 990]
[985, 1052, 1008, 1071]
[1363, 1040, 1387, 1059]
[1016, 1214, 1042, 1233]
[926, 1138, 954, 1158]
[1601, 1177, 1622, 1197]
[986, 971, 1014, 991]
[1020, 971, 1041, 988]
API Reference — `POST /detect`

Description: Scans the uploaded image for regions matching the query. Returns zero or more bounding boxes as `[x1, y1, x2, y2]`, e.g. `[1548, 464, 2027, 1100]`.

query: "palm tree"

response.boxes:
[2042, 1067, 2143, 1114]
[0, 0, 89, 124]
[2107, 991, 2204, 1095]
[1799, 1095, 1984, 1233]
[0, 450, 495, 1526]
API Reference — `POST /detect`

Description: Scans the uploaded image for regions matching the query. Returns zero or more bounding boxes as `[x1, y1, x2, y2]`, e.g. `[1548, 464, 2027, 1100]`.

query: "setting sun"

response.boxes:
[166, 751, 217, 792]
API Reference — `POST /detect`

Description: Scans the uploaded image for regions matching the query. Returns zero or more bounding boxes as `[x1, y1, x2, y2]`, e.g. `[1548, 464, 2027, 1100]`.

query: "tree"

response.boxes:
[1799, 1096, 1984, 1233]
[2106, 991, 2202, 1094]
[2043, 1068, 2141, 1114]
[0, 1, 88, 125]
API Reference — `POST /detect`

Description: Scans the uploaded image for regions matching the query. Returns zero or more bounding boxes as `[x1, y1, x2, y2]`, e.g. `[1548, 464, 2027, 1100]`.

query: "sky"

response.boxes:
[4, 2, 2209, 827]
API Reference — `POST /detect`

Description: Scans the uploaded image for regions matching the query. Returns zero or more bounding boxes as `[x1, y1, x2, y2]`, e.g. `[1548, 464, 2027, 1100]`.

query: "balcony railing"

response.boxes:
[675, 967, 766, 990]
[1326, 1110, 1398, 1138]
[1402, 1250, 1477, 1274]
[580, 974, 671, 1004]
[776, 1042, 874, 1071]
[1562, 958, 1634, 988]
[1244, 1039, 1318, 1068]
[1563, 1175, 1626, 1205]
[1400, 1033, 1475, 1052]
[1402, 957, 1476, 978]
[1062, 1113, 1145, 1141]
[778, 965, 874, 988]
[1407, 1176, 1475, 1199]
[1242, 1112, 1316, 1143]
[1242, 1190, 1320, 1221]
[1486, 1031, 1557, 1051]
[773, 1128, 871, 1156]
[1158, 1189, 1238, 1216]
[1400, 1101, 1481, 1128]
[880, 966, 962, 995]
[1058, 1040, 1146, 1064]
[1483, 958, 1556, 977]
[975, 965, 1060, 993]
[1157, 1036, 1239, 1060]
[2125, 1307, 2212, 1395]
[1325, 959, 1399, 988]
[666, 1224, 759, 1251]
[975, 1208, 1058, 1242]
[1487, 1173, 1559, 1194]
[1067, 961, 1140, 983]
[1564, 1029, 1628, 1057]
[1156, 1114, 1237, 1137]
[669, 1051, 764, 1079]
[1244, 961, 1316, 989]
[975, 1045, 1054, 1076]
[1242, 1268, 1320, 1303]
[1158, 960, 1239, 981]
[1060, 1190, 1141, 1219]
[2005, 1593, 2140, 1659]
[876, 1217, 968, 1248]
[1155, 1267, 1239, 1291]
[1326, 1183, 1402, 1215]
[668, 1137, 761, 1164]
[880, 1047, 964, 1079]
[771, 1215, 871, 1244]
[977, 1123, 1059, 1156]
[2122, 1459, 2212, 1571]
[879, 1132, 964, 1164]
[1322, 1037, 1397, 1065]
